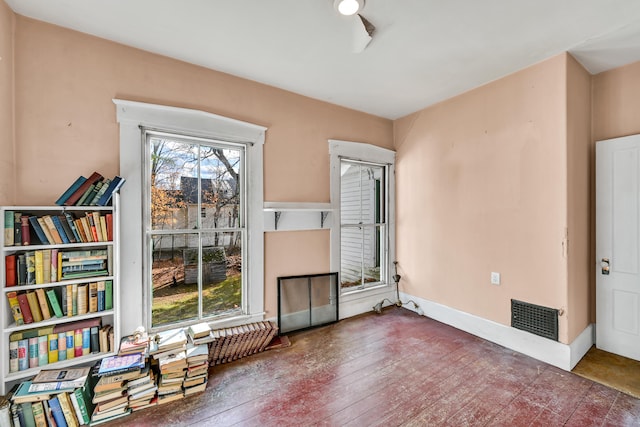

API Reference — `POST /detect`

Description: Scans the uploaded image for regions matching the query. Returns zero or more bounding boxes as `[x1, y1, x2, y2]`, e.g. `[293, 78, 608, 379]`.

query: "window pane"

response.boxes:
[150, 138, 198, 231]
[341, 226, 363, 289]
[151, 233, 199, 327]
[340, 225, 384, 290]
[363, 225, 383, 284]
[200, 147, 242, 230]
[340, 162, 384, 225]
[202, 232, 243, 317]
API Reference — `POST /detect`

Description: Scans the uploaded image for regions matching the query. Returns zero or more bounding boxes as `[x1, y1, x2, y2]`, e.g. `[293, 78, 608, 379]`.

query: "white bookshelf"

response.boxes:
[0, 195, 121, 394]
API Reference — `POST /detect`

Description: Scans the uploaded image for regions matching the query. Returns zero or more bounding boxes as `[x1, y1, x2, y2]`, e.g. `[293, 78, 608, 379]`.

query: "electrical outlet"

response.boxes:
[491, 272, 501, 285]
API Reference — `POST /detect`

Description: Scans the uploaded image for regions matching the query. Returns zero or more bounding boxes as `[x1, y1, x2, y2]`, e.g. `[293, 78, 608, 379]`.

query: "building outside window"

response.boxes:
[340, 159, 387, 291]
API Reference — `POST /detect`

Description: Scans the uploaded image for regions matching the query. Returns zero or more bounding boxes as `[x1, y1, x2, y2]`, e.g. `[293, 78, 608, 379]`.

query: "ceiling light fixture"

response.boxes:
[334, 0, 364, 16]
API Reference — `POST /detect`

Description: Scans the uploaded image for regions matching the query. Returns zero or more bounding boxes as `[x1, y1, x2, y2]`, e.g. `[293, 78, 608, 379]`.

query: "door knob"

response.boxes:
[600, 258, 610, 275]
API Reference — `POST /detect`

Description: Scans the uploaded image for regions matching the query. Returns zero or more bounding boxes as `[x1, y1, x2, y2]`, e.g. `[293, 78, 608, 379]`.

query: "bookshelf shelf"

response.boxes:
[0, 195, 121, 394]
[2, 240, 114, 254]
[2, 351, 114, 383]
[4, 310, 116, 333]
[1, 276, 116, 294]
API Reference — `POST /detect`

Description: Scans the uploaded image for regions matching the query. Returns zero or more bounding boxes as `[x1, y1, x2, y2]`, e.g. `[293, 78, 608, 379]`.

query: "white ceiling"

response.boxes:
[6, 0, 640, 119]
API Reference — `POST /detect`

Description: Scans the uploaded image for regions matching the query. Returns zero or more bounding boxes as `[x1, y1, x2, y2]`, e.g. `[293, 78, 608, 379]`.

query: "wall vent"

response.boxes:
[511, 299, 558, 341]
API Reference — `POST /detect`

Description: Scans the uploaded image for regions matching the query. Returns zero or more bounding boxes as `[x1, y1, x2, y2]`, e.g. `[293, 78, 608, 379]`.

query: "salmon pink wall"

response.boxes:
[394, 55, 572, 343]
[566, 55, 592, 341]
[264, 231, 330, 318]
[592, 60, 640, 142]
[11, 16, 393, 317]
[0, 2, 14, 205]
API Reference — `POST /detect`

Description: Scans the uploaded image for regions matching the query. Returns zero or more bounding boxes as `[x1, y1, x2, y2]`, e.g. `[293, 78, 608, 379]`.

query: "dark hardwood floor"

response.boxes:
[106, 307, 640, 426]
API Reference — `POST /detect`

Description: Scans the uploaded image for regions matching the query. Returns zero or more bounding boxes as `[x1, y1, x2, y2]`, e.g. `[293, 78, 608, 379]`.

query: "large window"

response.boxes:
[145, 131, 246, 328]
[114, 99, 266, 334]
[340, 160, 387, 290]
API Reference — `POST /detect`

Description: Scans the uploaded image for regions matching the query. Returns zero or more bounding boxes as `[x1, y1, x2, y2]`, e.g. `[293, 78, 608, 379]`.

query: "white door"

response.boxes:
[596, 134, 640, 361]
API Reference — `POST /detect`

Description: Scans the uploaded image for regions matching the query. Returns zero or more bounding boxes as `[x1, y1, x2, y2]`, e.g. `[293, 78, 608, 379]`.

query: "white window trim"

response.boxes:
[114, 99, 266, 333]
[328, 139, 397, 318]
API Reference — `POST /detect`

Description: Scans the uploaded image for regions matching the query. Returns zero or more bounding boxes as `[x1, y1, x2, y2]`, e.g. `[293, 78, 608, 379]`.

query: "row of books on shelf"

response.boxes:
[3, 210, 113, 247]
[5, 248, 112, 287]
[7, 280, 114, 326]
[10, 379, 95, 427]
[8, 320, 114, 373]
[55, 171, 125, 208]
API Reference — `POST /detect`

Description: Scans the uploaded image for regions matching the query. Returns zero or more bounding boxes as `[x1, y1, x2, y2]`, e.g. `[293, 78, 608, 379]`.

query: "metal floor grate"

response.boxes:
[511, 299, 558, 341]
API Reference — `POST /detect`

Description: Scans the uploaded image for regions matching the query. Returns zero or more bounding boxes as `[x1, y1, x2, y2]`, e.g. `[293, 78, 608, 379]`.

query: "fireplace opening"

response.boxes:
[277, 272, 339, 334]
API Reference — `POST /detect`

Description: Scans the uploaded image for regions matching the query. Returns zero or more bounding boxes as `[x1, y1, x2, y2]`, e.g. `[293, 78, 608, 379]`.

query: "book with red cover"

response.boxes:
[17, 293, 34, 324]
[106, 213, 113, 241]
[5, 254, 16, 286]
[21, 216, 31, 245]
[63, 172, 103, 206]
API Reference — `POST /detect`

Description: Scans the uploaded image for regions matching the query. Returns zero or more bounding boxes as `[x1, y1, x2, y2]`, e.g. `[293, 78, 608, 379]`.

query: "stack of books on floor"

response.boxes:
[90, 353, 146, 425]
[9, 366, 96, 426]
[183, 343, 209, 396]
[151, 329, 188, 405]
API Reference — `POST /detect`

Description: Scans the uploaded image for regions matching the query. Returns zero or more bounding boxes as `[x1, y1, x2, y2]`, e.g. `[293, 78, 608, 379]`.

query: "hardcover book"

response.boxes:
[20, 215, 31, 246]
[42, 216, 63, 245]
[57, 392, 79, 427]
[25, 251, 36, 285]
[13, 212, 21, 247]
[36, 217, 55, 246]
[57, 215, 77, 243]
[28, 216, 49, 245]
[4, 254, 17, 288]
[48, 333, 59, 363]
[46, 288, 63, 318]
[7, 291, 24, 325]
[35, 288, 52, 320]
[4, 210, 14, 245]
[98, 353, 145, 376]
[26, 291, 43, 323]
[97, 176, 125, 206]
[17, 293, 34, 324]
[9, 340, 19, 372]
[47, 396, 68, 427]
[51, 216, 70, 244]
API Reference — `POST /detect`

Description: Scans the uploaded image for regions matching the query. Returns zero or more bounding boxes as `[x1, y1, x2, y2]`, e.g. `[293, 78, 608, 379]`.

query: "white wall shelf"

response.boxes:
[263, 202, 333, 232]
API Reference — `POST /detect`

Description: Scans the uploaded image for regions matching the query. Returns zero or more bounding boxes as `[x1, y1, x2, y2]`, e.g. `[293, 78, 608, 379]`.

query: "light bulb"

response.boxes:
[338, 0, 360, 16]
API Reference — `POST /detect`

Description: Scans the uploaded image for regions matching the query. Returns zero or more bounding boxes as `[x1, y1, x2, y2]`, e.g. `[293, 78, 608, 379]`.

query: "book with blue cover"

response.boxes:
[55, 176, 87, 206]
[97, 176, 126, 206]
[28, 216, 49, 245]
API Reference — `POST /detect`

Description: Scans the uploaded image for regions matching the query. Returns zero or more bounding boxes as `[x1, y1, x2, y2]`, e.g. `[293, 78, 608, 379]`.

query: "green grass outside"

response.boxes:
[152, 274, 241, 327]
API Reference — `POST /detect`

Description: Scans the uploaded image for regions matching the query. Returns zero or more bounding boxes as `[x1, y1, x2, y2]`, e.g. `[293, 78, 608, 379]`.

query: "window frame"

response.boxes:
[329, 139, 396, 314]
[114, 99, 266, 334]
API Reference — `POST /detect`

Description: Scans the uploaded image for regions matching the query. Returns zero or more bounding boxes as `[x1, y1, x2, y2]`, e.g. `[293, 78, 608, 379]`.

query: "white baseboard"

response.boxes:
[400, 292, 593, 371]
